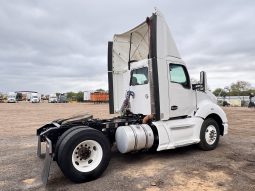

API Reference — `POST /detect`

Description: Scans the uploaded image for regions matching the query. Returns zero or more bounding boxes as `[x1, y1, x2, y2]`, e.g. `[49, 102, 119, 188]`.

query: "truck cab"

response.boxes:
[30, 93, 40, 103]
[48, 94, 57, 103]
[109, 10, 228, 151]
[58, 93, 68, 103]
[7, 92, 17, 103]
[128, 59, 196, 118]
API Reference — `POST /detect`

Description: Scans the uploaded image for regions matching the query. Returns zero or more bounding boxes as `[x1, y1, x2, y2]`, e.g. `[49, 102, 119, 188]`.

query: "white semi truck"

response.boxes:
[7, 92, 17, 103]
[48, 94, 58, 103]
[37, 10, 228, 184]
[30, 93, 40, 103]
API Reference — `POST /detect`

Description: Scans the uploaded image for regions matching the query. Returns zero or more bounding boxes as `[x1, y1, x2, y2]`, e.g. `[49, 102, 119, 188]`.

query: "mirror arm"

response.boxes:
[192, 83, 203, 91]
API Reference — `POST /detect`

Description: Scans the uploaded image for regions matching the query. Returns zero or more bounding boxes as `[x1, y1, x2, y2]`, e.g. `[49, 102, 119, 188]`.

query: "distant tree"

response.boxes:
[95, 88, 105, 92]
[76, 91, 84, 102]
[213, 88, 227, 97]
[230, 81, 251, 96]
[67, 92, 77, 101]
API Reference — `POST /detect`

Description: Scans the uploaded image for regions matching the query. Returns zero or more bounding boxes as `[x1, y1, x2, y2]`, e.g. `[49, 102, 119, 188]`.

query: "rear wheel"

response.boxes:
[54, 126, 84, 162]
[72, 140, 103, 173]
[57, 128, 111, 183]
[198, 118, 220, 151]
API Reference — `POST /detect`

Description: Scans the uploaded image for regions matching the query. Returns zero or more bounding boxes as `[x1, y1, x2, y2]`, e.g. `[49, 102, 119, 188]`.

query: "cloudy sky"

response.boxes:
[0, 0, 254, 94]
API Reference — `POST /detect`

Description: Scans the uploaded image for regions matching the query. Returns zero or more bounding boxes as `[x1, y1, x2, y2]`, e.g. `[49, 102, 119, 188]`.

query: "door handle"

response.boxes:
[171, 105, 178, 110]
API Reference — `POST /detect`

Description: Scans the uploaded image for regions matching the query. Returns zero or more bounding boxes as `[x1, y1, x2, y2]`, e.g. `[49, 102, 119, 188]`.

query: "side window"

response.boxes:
[130, 67, 148, 86]
[169, 64, 190, 88]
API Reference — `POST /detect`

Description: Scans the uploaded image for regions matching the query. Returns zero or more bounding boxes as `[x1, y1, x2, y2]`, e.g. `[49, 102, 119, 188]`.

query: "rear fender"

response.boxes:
[36, 122, 61, 136]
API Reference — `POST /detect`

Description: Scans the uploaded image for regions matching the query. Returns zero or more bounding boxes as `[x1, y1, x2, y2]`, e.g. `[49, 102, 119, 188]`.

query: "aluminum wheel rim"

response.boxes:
[72, 140, 103, 172]
[205, 125, 217, 145]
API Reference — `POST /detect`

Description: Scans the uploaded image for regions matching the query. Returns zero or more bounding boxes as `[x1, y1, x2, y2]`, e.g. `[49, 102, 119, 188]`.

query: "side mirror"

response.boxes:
[200, 71, 207, 92]
[192, 71, 207, 91]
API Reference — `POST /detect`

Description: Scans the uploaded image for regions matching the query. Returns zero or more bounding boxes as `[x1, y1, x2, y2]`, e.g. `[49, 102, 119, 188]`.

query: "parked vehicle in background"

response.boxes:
[30, 93, 40, 103]
[0, 94, 4, 103]
[7, 92, 17, 103]
[91, 91, 109, 103]
[83, 91, 92, 102]
[26, 93, 31, 102]
[48, 94, 58, 103]
[41, 95, 47, 101]
[16, 92, 23, 101]
[223, 100, 230, 107]
[58, 93, 68, 103]
[248, 93, 255, 108]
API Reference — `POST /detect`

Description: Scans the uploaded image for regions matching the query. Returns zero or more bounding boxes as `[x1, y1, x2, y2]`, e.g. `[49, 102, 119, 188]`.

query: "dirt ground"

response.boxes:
[0, 103, 254, 191]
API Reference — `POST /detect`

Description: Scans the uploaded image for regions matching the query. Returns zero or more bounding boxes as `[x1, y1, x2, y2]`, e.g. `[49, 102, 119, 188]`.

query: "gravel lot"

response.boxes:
[0, 102, 254, 191]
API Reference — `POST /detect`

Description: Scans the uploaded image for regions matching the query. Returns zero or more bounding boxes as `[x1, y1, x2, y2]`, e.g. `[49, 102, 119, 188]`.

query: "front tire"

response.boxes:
[57, 128, 111, 183]
[198, 118, 220, 151]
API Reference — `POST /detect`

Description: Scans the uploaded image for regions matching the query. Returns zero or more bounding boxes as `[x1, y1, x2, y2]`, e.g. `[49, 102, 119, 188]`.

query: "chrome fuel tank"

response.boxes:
[115, 124, 154, 153]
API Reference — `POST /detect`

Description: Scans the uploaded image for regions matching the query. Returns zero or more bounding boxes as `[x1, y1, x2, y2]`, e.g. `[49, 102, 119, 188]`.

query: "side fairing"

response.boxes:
[110, 20, 149, 113]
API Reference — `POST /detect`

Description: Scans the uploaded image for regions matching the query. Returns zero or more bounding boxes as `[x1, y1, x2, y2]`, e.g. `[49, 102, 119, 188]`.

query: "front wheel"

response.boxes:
[198, 118, 220, 151]
[57, 128, 111, 183]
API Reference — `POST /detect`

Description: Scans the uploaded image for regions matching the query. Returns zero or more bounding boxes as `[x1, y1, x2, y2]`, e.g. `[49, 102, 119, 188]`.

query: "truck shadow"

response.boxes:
[111, 144, 199, 164]
[44, 143, 230, 190]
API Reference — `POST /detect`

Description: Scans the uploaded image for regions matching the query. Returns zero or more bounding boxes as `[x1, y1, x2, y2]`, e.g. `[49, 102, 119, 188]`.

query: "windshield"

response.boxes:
[130, 67, 148, 86]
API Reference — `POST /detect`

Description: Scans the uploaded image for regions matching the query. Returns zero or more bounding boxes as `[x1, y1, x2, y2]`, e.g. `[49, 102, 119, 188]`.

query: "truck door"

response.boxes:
[168, 63, 196, 118]
[129, 61, 151, 115]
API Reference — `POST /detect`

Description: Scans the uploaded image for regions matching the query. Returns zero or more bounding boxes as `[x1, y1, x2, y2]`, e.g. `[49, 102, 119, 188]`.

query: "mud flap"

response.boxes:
[41, 137, 53, 185]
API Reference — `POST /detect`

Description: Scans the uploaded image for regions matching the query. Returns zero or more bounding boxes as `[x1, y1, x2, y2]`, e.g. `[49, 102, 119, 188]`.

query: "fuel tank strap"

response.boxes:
[129, 125, 138, 150]
[140, 124, 149, 149]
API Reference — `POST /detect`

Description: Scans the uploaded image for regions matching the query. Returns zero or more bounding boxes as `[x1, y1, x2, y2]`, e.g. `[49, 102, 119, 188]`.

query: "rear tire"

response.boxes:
[198, 118, 220, 151]
[54, 126, 84, 162]
[57, 128, 111, 183]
